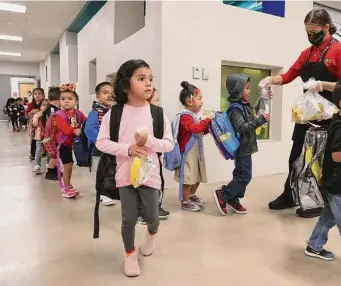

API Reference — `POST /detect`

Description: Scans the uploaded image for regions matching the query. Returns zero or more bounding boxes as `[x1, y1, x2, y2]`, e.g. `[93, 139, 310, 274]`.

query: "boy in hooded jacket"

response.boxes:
[213, 73, 270, 215]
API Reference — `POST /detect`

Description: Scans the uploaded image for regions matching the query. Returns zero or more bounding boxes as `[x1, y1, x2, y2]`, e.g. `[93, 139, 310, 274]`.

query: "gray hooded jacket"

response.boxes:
[226, 73, 267, 157]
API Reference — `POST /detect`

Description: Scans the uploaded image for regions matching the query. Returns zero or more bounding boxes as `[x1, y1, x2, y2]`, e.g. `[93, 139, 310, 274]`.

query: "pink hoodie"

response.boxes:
[96, 104, 174, 190]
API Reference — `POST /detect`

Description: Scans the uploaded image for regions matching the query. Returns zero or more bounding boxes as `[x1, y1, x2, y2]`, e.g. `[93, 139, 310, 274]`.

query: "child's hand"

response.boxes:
[263, 113, 271, 122]
[73, 128, 81, 136]
[128, 144, 149, 158]
[209, 113, 216, 120]
[135, 132, 148, 146]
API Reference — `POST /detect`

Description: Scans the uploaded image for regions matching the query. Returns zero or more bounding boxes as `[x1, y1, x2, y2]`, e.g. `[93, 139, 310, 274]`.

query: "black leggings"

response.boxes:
[30, 139, 37, 157]
[10, 116, 19, 129]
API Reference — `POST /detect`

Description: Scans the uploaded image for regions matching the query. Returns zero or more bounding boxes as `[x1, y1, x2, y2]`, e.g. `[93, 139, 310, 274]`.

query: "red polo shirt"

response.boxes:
[281, 36, 341, 85]
[178, 114, 211, 153]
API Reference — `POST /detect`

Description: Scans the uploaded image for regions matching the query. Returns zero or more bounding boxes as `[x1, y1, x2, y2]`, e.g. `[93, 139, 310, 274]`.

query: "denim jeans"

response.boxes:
[309, 193, 341, 251]
[221, 155, 252, 202]
[35, 140, 42, 166]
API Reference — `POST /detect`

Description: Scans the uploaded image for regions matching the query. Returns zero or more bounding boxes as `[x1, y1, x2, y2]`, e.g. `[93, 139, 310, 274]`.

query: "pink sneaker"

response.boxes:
[124, 250, 140, 277]
[67, 185, 79, 196]
[141, 231, 156, 256]
[62, 186, 78, 198]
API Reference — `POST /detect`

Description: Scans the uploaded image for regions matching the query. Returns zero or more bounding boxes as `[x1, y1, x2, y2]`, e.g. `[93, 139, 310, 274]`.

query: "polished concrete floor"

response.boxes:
[0, 122, 340, 286]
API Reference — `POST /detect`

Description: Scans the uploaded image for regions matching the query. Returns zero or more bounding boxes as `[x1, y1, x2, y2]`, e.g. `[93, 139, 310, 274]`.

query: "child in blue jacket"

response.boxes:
[84, 82, 115, 206]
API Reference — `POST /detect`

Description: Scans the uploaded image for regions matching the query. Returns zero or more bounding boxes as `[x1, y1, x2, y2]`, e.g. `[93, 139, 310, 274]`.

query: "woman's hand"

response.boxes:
[303, 79, 323, 93]
[128, 144, 149, 158]
[135, 132, 148, 146]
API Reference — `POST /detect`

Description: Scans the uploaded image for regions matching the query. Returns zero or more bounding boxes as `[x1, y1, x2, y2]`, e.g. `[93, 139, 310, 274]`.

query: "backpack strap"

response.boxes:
[94, 104, 124, 239]
[150, 104, 164, 158]
[110, 104, 124, 142]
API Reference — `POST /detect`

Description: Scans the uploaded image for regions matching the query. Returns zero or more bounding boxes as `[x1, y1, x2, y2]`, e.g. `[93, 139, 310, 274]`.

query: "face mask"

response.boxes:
[308, 29, 325, 46]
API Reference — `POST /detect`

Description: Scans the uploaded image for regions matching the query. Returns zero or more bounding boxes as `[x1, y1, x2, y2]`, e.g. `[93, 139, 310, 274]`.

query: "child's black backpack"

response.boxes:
[93, 104, 164, 238]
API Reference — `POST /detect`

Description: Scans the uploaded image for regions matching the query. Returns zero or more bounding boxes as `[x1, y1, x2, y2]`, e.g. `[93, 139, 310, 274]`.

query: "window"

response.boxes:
[220, 64, 271, 140]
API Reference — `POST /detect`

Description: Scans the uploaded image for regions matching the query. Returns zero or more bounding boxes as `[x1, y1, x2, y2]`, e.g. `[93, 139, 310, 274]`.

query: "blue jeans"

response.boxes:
[309, 194, 341, 251]
[35, 140, 42, 166]
[221, 155, 252, 202]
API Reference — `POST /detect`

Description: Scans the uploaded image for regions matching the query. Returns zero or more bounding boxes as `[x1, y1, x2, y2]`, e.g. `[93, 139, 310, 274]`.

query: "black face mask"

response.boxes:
[308, 30, 325, 46]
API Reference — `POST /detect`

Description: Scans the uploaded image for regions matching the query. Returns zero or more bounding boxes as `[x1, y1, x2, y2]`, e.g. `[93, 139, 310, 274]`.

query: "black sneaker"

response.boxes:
[296, 208, 322, 218]
[268, 193, 297, 210]
[29, 155, 35, 161]
[45, 169, 58, 181]
[305, 246, 335, 261]
[158, 206, 170, 219]
[213, 189, 227, 216]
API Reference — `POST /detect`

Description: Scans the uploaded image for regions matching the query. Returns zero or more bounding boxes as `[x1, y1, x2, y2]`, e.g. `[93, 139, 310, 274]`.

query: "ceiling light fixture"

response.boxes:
[0, 35, 23, 41]
[0, 2, 26, 13]
[0, 51, 21, 57]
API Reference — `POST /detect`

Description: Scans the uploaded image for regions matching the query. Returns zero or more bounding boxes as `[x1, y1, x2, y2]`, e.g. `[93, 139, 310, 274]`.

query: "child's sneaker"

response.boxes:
[29, 155, 34, 161]
[305, 245, 335, 261]
[226, 201, 247, 214]
[158, 206, 170, 219]
[138, 216, 146, 225]
[141, 231, 156, 256]
[62, 186, 78, 198]
[213, 189, 227, 216]
[100, 195, 115, 206]
[45, 168, 58, 181]
[67, 185, 79, 196]
[33, 165, 41, 173]
[189, 194, 205, 207]
[181, 201, 201, 212]
[124, 250, 140, 277]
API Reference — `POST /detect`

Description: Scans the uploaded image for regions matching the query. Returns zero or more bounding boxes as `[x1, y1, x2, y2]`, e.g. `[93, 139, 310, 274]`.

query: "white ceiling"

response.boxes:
[0, 1, 85, 63]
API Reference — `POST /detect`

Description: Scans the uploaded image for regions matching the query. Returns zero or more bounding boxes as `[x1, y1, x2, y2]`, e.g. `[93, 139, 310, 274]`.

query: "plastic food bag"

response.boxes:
[257, 88, 271, 116]
[130, 126, 155, 188]
[292, 79, 338, 124]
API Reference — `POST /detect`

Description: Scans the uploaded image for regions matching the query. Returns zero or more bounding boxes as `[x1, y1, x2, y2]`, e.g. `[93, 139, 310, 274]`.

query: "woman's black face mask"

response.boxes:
[307, 29, 325, 46]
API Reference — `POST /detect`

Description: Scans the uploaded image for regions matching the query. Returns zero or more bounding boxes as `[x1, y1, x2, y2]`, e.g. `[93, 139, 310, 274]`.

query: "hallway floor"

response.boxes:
[0, 122, 340, 286]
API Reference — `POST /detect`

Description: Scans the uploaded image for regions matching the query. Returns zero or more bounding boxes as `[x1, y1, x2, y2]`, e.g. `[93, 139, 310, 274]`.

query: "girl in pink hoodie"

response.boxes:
[96, 59, 174, 277]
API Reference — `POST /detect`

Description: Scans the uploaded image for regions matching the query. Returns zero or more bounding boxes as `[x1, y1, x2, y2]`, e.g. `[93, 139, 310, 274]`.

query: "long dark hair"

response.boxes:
[304, 9, 337, 35]
[114, 59, 150, 105]
[31, 88, 45, 109]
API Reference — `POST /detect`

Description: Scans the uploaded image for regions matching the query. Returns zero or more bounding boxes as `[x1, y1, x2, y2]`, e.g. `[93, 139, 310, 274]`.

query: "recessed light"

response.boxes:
[0, 35, 23, 41]
[0, 51, 21, 57]
[0, 2, 26, 13]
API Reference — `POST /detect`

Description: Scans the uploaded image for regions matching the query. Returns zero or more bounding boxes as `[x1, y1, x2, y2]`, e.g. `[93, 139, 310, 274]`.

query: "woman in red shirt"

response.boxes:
[259, 9, 341, 218]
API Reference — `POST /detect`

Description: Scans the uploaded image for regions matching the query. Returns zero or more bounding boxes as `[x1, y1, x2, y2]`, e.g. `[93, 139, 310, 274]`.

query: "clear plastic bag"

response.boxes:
[130, 126, 155, 188]
[256, 88, 271, 127]
[292, 79, 338, 124]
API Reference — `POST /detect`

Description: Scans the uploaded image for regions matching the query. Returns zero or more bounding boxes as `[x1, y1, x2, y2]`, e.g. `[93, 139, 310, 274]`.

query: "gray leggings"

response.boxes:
[119, 186, 160, 251]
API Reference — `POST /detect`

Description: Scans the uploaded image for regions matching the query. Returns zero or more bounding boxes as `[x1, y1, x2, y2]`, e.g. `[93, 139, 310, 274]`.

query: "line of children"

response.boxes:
[213, 74, 270, 215]
[304, 81, 341, 261]
[96, 59, 174, 277]
[6, 98, 21, 132]
[27, 88, 45, 161]
[31, 99, 49, 173]
[84, 81, 116, 206]
[175, 81, 213, 212]
[55, 83, 86, 198]
[44, 87, 62, 181]
[16, 97, 27, 129]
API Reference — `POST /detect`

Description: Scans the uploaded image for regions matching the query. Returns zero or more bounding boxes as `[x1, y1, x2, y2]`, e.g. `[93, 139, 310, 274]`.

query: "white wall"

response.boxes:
[40, 53, 60, 94]
[60, 31, 78, 84]
[0, 61, 39, 77]
[160, 1, 314, 186]
[77, 0, 162, 112]
[10, 77, 37, 98]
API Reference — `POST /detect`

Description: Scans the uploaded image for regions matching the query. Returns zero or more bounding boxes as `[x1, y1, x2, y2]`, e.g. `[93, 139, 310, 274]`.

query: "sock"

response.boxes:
[126, 248, 136, 255]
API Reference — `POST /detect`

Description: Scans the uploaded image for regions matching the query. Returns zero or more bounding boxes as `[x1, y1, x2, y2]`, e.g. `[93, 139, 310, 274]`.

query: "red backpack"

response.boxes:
[42, 113, 58, 159]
